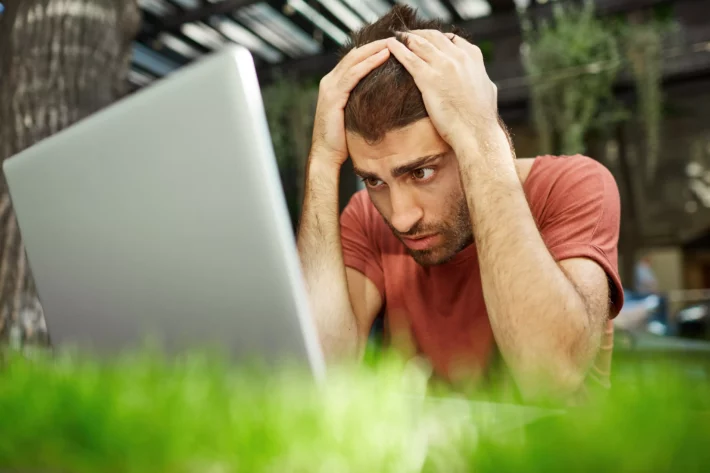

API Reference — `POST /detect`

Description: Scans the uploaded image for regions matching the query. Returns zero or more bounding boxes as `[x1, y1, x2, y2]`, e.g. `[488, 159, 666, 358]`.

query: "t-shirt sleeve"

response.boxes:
[538, 156, 624, 316]
[340, 191, 386, 300]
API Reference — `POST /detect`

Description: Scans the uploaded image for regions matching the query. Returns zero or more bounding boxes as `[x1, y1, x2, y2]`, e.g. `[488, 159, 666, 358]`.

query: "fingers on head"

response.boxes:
[400, 29, 481, 65]
[391, 31, 443, 66]
[354, 49, 389, 77]
[407, 34, 439, 57]
[339, 38, 388, 70]
[340, 49, 389, 91]
[450, 34, 482, 59]
[385, 37, 428, 73]
[330, 42, 389, 88]
[392, 30, 411, 47]
[410, 29, 453, 50]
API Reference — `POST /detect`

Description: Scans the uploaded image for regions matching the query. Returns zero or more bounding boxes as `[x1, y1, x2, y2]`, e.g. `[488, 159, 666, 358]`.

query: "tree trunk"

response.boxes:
[0, 0, 141, 347]
[615, 124, 641, 287]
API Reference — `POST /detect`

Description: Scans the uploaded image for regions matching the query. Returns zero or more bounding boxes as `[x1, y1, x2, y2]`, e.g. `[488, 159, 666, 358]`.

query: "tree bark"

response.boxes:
[0, 0, 141, 347]
[615, 123, 641, 287]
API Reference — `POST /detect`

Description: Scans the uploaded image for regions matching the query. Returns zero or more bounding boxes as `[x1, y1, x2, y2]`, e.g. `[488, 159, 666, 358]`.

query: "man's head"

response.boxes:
[340, 6, 474, 266]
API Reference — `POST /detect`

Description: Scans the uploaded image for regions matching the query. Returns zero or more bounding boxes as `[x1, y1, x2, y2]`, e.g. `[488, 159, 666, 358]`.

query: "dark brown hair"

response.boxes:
[340, 5, 469, 143]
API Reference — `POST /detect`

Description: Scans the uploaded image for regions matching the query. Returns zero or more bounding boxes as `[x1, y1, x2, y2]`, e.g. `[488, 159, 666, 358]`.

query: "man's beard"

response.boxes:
[381, 194, 473, 266]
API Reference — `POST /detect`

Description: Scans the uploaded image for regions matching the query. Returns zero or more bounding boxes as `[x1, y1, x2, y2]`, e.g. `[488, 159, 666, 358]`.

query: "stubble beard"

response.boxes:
[381, 194, 473, 267]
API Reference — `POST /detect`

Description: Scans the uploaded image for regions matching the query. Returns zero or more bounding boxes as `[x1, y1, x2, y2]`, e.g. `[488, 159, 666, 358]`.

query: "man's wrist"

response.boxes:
[307, 154, 343, 179]
[453, 125, 515, 175]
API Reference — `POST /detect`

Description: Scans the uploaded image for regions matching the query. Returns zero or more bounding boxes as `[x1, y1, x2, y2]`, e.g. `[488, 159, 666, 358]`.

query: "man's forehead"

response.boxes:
[347, 136, 450, 165]
[347, 119, 448, 156]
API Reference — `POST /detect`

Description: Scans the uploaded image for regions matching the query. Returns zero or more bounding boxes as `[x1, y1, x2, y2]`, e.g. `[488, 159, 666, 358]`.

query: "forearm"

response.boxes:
[457, 130, 595, 398]
[297, 159, 359, 359]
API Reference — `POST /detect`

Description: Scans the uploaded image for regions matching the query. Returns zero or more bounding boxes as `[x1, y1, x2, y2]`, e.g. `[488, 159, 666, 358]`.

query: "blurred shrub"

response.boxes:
[521, 0, 626, 155]
[262, 77, 318, 226]
[0, 346, 708, 473]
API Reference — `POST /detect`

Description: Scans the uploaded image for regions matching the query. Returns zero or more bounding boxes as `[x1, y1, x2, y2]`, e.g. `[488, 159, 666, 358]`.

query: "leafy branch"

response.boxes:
[521, 1, 626, 156]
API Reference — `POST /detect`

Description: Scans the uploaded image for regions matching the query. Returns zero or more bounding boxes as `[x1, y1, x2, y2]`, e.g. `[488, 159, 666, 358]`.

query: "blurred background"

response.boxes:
[1, 0, 710, 353]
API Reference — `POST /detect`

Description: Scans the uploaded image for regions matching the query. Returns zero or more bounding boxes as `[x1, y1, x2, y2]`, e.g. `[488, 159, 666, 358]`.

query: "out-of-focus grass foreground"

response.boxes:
[0, 344, 709, 473]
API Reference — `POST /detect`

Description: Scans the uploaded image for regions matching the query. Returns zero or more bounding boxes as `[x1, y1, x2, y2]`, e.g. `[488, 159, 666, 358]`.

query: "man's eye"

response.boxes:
[364, 177, 383, 188]
[412, 168, 435, 180]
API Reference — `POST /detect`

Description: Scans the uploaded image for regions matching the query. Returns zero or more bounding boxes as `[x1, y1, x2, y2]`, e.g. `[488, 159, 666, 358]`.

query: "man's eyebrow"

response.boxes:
[391, 153, 445, 178]
[352, 153, 446, 181]
[352, 166, 380, 181]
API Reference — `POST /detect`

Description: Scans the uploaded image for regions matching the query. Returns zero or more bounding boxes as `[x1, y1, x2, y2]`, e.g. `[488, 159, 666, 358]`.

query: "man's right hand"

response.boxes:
[309, 39, 391, 168]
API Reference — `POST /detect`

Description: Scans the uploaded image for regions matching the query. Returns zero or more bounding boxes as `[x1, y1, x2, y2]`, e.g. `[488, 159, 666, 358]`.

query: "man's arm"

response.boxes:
[297, 162, 382, 359]
[457, 131, 611, 400]
[385, 31, 617, 401]
[296, 40, 389, 360]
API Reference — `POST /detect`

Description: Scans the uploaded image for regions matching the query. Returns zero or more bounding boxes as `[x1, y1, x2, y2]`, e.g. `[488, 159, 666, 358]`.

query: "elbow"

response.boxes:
[518, 361, 586, 405]
[318, 330, 361, 363]
[316, 319, 364, 364]
[513, 302, 600, 404]
[514, 342, 589, 405]
[520, 308, 599, 403]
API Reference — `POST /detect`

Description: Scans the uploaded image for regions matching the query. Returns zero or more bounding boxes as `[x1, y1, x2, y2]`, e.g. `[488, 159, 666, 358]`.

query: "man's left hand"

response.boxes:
[386, 30, 498, 151]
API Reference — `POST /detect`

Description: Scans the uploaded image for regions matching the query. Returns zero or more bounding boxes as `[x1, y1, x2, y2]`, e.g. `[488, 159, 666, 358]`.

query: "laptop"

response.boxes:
[3, 45, 325, 380]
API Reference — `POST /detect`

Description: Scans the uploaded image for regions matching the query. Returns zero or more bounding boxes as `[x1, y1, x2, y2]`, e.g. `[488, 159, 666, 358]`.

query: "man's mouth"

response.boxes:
[400, 233, 440, 251]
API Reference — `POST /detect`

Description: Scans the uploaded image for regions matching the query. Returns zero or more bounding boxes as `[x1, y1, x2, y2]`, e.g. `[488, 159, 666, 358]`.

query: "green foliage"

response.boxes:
[478, 39, 495, 62]
[521, 1, 627, 155]
[0, 346, 709, 472]
[521, 0, 669, 175]
[261, 76, 319, 223]
[651, 2, 675, 24]
[0, 348, 426, 473]
[623, 18, 671, 183]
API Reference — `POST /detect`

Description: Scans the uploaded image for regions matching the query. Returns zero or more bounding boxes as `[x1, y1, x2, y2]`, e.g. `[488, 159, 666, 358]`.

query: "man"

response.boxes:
[297, 6, 623, 401]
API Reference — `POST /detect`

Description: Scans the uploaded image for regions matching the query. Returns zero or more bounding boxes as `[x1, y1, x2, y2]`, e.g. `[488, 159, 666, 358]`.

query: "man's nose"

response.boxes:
[389, 190, 423, 234]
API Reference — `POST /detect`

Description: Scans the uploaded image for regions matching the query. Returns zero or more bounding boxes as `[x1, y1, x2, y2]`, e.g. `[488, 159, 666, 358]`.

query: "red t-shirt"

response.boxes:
[340, 155, 623, 388]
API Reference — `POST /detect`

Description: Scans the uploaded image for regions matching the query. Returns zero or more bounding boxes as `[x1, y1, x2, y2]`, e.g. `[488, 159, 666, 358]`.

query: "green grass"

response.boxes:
[0, 346, 709, 473]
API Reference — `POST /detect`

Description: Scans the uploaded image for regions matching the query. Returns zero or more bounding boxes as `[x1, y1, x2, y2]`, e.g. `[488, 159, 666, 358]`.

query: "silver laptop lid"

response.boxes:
[3, 46, 325, 379]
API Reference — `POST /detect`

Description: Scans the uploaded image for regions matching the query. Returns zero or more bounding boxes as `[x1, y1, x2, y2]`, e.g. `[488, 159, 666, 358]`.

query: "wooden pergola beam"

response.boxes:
[486, 0, 517, 14]
[158, 0, 261, 31]
[156, 0, 675, 35]
[256, 0, 687, 84]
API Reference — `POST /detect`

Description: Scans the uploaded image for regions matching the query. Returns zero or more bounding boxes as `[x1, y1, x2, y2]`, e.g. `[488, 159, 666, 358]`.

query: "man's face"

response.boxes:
[347, 118, 473, 266]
